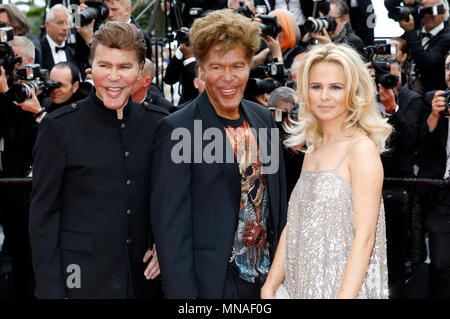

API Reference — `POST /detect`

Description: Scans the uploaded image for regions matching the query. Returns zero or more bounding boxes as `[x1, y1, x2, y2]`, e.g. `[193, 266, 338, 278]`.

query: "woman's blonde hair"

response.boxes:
[284, 43, 392, 154]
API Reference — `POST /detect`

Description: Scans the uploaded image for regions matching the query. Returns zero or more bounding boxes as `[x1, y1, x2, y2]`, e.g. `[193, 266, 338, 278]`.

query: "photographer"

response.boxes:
[377, 57, 424, 299]
[267, 86, 303, 198]
[302, 0, 364, 56]
[41, 4, 92, 80]
[131, 58, 176, 113]
[0, 36, 38, 297]
[393, 0, 450, 93]
[163, 33, 197, 104]
[253, 9, 304, 70]
[415, 51, 450, 298]
[0, 3, 42, 66]
[14, 62, 88, 117]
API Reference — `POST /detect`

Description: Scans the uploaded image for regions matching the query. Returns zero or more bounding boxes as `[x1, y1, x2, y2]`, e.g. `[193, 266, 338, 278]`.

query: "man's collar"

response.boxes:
[46, 34, 66, 50]
[422, 22, 445, 36]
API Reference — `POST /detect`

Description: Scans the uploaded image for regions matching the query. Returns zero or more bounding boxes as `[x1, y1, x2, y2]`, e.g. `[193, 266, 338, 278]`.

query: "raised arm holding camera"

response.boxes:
[303, 0, 365, 56]
[414, 51, 450, 299]
[392, 0, 450, 93]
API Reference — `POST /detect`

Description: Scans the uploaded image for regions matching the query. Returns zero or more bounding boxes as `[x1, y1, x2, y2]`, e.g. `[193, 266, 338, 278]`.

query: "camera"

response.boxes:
[269, 102, 299, 123]
[76, 0, 109, 27]
[364, 42, 399, 89]
[304, 15, 337, 33]
[246, 62, 294, 96]
[391, 1, 444, 22]
[0, 26, 22, 75]
[259, 15, 282, 39]
[7, 64, 61, 103]
[233, 1, 254, 19]
[175, 29, 189, 45]
[371, 59, 399, 89]
[364, 43, 397, 57]
[440, 89, 450, 117]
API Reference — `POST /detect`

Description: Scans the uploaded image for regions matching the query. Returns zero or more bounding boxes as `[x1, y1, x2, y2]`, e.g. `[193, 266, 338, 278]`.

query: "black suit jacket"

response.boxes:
[29, 91, 167, 298]
[381, 87, 424, 178]
[40, 37, 86, 77]
[150, 92, 287, 298]
[416, 91, 449, 185]
[401, 25, 450, 93]
[163, 55, 197, 104]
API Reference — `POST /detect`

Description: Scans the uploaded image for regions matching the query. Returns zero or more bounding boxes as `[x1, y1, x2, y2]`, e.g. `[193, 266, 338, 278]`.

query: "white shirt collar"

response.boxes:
[46, 34, 66, 49]
[422, 22, 445, 36]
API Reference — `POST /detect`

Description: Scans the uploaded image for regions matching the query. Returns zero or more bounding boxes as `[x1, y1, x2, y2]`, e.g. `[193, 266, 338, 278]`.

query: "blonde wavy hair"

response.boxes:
[284, 43, 392, 154]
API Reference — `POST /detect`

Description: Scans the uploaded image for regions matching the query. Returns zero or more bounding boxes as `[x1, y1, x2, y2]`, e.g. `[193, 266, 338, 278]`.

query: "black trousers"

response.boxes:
[423, 199, 450, 299]
[222, 265, 265, 299]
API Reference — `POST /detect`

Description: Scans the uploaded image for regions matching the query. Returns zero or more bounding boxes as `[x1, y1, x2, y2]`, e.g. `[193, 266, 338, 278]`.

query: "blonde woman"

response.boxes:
[261, 43, 392, 299]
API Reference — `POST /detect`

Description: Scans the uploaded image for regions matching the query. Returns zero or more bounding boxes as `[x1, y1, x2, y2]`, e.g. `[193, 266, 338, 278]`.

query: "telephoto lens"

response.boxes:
[303, 15, 337, 33]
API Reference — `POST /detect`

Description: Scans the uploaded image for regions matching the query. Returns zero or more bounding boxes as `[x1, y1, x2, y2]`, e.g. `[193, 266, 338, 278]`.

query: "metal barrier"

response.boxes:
[1, 177, 449, 187]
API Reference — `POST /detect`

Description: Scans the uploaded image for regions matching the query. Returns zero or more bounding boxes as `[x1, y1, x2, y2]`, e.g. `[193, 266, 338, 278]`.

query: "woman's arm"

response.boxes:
[338, 139, 384, 299]
[260, 226, 287, 298]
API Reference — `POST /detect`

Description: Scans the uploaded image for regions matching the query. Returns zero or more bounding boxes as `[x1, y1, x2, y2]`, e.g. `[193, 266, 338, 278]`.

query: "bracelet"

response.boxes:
[34, 107, 46, 118]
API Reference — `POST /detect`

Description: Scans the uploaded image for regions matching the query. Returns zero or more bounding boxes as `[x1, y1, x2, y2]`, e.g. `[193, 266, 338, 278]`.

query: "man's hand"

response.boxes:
[143, 244, 160, 280]
[13, 89, 43, 116]
[431, 90, 447, 119]
[262, 34, 283, 62]
[77, 19, 94, 45]
[179, 43, 193, 59]
[399, 15, 415, 31]
[427, 90, 448, 132]
[378, 84, 397, 113]
[311, 28, 332, 44]
[0, 66, 9, 93]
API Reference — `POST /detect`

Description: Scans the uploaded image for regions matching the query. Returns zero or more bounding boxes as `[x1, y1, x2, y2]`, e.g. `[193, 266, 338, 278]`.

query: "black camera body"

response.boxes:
[259, 15, 282, 39]
[392, 2, 444, 22]
[7, 64, 61, 103]
[246, 62, 294, 97]
[304, 15, 337, 33]
[372, 58, 399, 89]
[441, 89, 450, 117]
[0, 27, 22, 76]
[175, 29, 190, 45]
[269, 102, 299, 123]
[364, 42, 399, 89]
[233, 1, 254, 19]
[77, 0, 109, 28]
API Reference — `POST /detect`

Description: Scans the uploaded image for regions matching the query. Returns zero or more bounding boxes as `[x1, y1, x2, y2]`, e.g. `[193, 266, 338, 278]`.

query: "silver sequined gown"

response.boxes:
[283, 169, 389, 299]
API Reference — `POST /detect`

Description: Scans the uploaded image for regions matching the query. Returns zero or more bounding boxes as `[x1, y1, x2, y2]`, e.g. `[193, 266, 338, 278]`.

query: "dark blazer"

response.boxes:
[401, 25, 450, 93]
[381, 87, 424, 178]
[416, 91, 449, 184]
[346, 0, 374, 46]
[29, 91, 168, 298]
[39, 36, 87, 78]
[150, 91, 287, 298]
[163, 55, 198, 104]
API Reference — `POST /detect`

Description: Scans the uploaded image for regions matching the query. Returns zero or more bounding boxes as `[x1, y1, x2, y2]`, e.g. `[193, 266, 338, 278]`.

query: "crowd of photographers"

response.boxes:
[0, 0, 449, 299]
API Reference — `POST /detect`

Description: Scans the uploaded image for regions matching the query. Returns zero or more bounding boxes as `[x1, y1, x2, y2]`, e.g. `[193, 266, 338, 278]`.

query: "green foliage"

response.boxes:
[25, 4, 46, 38]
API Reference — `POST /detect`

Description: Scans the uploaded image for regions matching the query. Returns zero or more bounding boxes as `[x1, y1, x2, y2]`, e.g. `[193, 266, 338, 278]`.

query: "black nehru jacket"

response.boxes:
[29, 90, 168, 298]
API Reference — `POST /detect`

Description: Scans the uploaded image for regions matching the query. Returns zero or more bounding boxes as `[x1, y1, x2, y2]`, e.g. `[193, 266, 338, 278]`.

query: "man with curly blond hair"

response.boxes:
[150, 9, 287, 299]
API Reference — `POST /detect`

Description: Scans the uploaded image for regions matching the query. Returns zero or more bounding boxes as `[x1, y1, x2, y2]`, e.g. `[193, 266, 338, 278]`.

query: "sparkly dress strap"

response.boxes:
[334, 137, 368, 172]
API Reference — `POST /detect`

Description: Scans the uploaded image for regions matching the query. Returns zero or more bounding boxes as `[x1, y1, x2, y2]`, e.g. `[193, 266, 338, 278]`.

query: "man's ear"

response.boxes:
[72, 81, 80, 93]
[342, 15, 349, 25]
[144, 76, 152, 87]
